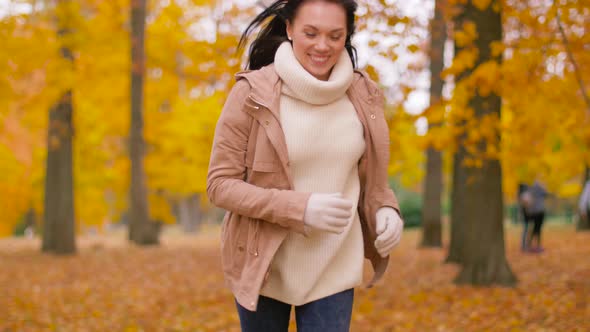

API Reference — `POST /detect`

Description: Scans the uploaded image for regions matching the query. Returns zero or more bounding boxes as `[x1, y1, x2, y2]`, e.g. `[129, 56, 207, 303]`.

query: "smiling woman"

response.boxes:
[285, 2, 347, 80]
[207, 0, 404, 331]
[238, 0, 359, 72]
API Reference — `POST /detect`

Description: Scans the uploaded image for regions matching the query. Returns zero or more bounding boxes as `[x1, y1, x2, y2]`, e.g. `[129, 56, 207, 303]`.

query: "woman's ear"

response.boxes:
[286, 20, 293, 40]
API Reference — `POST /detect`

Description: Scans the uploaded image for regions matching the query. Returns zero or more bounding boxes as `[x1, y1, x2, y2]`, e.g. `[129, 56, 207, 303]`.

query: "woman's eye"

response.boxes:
[305, 33, 316, 38]
[331, 35, 342, 41]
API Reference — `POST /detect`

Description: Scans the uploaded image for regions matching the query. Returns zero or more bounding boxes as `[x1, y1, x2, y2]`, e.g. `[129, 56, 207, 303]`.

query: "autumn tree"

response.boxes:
[554, 3, 590, 231]
[42, 0, 76, 254]
[129, 0, 158, 245]
[500, 0, 589, 206]
[421, 0, 447, 248]
[0, 1, 62, 238]
[448, 0, 515, 285]
[355, 0, 428, 192]
[143, 1, 245, 229]
[0, 0, 248, 238]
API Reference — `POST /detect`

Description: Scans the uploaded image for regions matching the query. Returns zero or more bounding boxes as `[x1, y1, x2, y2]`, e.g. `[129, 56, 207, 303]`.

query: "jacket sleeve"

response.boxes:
[376, 188, 401, 219]
[372, 85, 402, 219]
[206, 80, 310, 234]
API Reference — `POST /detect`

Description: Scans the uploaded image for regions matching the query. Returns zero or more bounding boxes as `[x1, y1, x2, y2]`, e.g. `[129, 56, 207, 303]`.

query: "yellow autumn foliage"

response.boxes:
[1, 0, 589, 238]
[442, 47, 479, 78]
[472, 0, 492, 11]
[0, 0, 243, 235]
[431, 0, 590, 201]
[454, 21, 478, 47]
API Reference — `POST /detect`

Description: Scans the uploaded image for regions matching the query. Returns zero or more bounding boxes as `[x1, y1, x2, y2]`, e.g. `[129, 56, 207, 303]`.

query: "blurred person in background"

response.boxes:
[206, 0, 404, 331]
[520, 180, 549, 253]
[579, 179, 590, 226]
[517, 182, 531, 251]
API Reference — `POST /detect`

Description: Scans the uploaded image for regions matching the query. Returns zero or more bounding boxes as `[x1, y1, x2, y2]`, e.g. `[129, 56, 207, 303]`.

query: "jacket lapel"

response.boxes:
[237, 67, 294, 188]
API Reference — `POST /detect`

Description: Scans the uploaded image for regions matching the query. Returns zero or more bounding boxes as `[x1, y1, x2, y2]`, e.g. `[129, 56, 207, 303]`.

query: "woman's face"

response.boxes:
[286, 1, 348, 81]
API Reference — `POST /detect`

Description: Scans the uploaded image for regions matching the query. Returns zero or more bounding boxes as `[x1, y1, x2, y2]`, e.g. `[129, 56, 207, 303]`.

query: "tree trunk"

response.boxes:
[128, 0, 158, 245]
[446, 5, 471, 265]
[452, 0, 516, 286]
[24, 207, 37, 236]
[454, 154, 515, 285]
[447, 148, 468, 263]
[179, 194, 202, 233]
[421, 0, 447, 248]
[178, 198, 189, 231]
[42, 0, 76, 255]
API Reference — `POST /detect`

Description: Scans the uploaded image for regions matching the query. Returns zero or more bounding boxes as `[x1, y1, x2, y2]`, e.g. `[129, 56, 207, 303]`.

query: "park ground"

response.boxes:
[1, 221, 589, 332]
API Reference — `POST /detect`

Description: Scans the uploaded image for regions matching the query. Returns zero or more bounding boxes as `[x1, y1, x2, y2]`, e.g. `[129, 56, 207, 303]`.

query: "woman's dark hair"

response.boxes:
[238, 0, 358, 70]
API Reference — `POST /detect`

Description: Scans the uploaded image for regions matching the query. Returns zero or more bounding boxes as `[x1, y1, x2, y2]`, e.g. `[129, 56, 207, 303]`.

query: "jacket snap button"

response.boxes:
[370, 114, 376, 119]
[238, 246, 245, 252]
[265, 120, 270, 125]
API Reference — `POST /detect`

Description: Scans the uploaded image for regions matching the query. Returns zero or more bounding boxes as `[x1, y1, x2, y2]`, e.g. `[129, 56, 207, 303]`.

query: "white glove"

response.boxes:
[374, 207, 403, 257]
[303, 193, 353, 234]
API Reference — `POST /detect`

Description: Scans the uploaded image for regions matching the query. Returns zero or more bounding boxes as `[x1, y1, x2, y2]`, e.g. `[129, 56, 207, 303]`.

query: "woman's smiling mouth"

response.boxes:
[310, 54, 330, 65]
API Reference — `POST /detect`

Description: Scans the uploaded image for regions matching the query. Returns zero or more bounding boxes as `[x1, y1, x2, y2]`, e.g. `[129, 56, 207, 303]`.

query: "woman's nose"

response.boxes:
[315, 36, 330, 51]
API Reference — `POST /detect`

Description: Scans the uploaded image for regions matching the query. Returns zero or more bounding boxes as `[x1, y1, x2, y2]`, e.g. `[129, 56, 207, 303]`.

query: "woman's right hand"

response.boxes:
[303, 193, 353, 234]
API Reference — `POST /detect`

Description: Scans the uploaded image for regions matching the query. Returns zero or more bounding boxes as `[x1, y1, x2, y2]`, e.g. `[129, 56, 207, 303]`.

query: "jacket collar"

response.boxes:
[235, 64, 380, 113]
[235, 65, 281, 121]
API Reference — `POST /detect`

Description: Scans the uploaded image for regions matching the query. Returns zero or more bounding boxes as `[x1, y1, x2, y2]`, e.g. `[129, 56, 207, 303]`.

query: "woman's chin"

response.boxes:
[307, 67, 331, 81]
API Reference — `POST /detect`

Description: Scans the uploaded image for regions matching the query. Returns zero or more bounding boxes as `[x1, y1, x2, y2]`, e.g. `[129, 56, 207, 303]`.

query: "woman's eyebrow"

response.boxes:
[302, 25, 345, 33]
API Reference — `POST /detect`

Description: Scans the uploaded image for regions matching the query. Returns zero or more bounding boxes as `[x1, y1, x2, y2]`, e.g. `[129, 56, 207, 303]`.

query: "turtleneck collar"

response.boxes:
[274, 41, 354, 105]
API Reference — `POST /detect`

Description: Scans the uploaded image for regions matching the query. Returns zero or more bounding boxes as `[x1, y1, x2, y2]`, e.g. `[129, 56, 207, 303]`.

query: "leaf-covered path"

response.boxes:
[1, 223, 589, 331]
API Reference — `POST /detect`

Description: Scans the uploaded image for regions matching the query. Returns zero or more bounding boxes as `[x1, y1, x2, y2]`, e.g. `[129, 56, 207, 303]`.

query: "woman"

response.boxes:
[578, 180, 590, 227]
[206, 0, 403, 330]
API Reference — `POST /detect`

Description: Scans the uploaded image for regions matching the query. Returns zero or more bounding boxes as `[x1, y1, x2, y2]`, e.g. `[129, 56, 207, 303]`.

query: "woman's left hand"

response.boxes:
[374, 207, 403, 258]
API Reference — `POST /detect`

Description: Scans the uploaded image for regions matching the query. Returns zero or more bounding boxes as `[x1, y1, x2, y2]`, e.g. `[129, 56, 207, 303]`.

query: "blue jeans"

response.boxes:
[235, 288, 354, 332]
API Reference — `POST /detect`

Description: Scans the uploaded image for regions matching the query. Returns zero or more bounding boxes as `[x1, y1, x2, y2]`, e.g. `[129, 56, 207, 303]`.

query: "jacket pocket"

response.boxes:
[247, 160, 280, 188]
[247, 218, 261, 257]
[252, 160, 277, 172]
[221, 214, 248, 275]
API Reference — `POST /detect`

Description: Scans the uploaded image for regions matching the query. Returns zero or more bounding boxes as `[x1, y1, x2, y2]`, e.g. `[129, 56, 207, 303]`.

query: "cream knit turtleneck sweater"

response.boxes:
[259, 42, 366, 305]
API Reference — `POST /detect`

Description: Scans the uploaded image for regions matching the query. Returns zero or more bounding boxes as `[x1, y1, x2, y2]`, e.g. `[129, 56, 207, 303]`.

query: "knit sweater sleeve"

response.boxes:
[206, 80, 310, 234]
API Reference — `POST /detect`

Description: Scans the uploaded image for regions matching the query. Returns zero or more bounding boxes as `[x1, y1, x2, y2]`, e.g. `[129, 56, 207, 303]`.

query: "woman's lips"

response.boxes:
[309, 54, 330, 66]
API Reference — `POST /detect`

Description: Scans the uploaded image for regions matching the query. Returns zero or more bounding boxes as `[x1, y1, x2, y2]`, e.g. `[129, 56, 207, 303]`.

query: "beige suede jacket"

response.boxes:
[206, 64, 401, 311]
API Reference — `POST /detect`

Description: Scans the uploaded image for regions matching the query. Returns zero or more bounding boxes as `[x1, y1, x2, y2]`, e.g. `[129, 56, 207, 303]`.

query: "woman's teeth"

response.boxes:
[310, 55, 329, 64]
